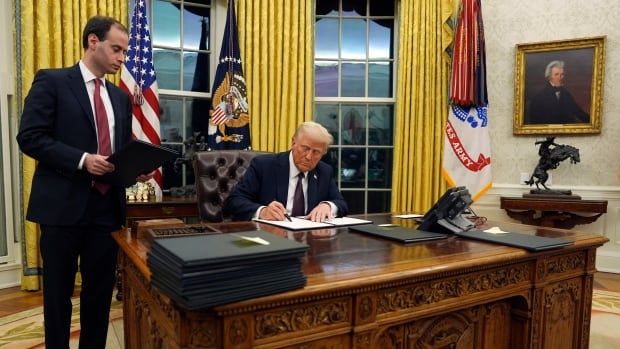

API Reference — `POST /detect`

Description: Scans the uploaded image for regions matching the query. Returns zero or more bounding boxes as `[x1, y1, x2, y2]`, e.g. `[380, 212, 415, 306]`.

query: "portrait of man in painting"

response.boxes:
[523, 48, 594, 125]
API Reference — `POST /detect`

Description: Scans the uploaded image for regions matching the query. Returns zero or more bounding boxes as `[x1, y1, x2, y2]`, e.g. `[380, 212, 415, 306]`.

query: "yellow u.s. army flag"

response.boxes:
[442, 0, 492, 201]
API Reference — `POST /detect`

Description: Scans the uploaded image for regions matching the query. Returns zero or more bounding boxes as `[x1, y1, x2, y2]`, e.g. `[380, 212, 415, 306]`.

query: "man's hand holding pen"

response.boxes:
[259, 200, 289, 221]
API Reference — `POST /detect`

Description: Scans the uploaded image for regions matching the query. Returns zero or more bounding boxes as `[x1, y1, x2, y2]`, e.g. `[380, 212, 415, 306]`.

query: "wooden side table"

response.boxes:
[125, 195, 199, 226]
[500, 196, 607, 229]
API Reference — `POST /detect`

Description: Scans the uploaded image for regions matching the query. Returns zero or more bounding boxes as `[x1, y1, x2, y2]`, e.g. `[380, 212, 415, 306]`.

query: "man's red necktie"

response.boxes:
[93, 79, 111, 195]
[291, 173, 305, 217]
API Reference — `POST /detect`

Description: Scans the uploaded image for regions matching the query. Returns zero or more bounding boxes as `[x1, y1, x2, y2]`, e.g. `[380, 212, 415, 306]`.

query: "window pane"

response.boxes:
[341, 148, 365, 188]
[321, 148, 339, 173]
[342, 0, 366, 17]
[160, 97, 184, 143]
[369, 1, 394, 16]
[369, 20, 393, 59]
[368, 62, 392, 97]
[315, 18, 339, 59]
[341, 19, 366, 59]
[183, 51, 210, 91]
[316, 0, 339, 16]
[183, 6, 209, 50]
[153, 48, 181, 90]
[367, 191, 390, 213]
[153, 0, 181, 47]
[368, 105, 393, 145]
[368, 148, 392, 188]
[315, 104, 340, 145]
[342, 191, 364, 214]
[342, 104, 366, 145]
[315, 61, 338, 97]
[341, 62, 365, 97]
[188, 97, 211, 139]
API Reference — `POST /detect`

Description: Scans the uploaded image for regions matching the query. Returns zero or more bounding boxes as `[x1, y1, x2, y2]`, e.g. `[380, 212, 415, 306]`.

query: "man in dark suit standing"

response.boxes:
[526, 60, 590, 124]
[225, 121, 348, 222]
[17, 16, 149, 349]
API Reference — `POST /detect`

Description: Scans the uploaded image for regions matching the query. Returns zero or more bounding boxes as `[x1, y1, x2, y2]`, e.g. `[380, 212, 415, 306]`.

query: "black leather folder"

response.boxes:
[456, 230, 572, 251]
[99, 140, 179, 187]
[348, 225, 448, 243]
[149, 230, 309, 268]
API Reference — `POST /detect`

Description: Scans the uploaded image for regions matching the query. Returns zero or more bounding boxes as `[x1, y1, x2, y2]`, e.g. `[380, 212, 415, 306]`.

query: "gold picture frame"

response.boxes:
[513, 36, 606, 135]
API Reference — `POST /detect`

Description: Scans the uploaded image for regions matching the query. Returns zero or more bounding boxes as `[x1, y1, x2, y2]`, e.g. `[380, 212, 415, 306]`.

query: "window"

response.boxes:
[314, 0, 396, 214]
[150, 0, 214, 189]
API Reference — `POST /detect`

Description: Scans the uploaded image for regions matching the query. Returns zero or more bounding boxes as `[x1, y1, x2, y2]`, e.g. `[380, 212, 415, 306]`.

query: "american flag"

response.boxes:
[120, 0, 163, 199]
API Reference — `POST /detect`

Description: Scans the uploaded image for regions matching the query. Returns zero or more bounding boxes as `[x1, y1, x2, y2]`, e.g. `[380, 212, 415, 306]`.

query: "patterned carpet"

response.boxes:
[0, 297, 123, 348]
[0, 290, 617, 348]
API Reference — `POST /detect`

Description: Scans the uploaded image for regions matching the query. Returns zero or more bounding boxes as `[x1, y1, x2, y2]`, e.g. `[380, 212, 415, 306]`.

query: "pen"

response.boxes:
[284, 213, 293, 222]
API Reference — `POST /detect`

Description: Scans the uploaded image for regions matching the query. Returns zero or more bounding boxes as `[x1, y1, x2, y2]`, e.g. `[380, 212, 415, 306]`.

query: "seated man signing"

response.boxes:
[224, 121, 348, 222]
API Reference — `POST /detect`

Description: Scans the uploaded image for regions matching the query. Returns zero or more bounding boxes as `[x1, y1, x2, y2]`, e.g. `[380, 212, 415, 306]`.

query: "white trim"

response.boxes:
[0, 0, 16, 266]
[0, 262, 22, 290]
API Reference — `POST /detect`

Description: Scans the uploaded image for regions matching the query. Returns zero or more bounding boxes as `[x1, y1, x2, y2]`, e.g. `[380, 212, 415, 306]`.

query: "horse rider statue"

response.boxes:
[525, 136, 580, 191]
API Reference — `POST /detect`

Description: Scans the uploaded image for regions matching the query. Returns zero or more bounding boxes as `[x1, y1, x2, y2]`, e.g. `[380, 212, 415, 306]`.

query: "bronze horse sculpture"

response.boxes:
[525, 137, 580, 190]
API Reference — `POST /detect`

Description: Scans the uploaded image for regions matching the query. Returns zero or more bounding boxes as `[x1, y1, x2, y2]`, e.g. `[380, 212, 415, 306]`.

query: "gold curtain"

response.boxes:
[236, 0, 313, 152]
[19, 0, 127, 291]
[390, 0, 455, 213]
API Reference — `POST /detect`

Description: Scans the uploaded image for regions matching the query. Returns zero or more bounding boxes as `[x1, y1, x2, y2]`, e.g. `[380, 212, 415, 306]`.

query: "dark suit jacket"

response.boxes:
[17, 64, 132, 226]
[224, 151, 348, 221]
[526, 83, 589, 124]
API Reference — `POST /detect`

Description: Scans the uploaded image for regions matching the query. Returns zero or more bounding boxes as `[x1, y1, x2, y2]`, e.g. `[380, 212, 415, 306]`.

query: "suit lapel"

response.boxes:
[67, 64, 96, 131]
[275, 152, 290, 206]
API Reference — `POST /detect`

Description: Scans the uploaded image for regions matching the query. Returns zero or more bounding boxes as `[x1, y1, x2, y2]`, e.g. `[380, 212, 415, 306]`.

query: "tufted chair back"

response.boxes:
[193, 150, 268, 222]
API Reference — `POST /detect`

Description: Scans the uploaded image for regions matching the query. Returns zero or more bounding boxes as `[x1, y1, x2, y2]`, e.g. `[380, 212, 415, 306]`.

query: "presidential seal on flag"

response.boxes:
[207, 0, 251, 150]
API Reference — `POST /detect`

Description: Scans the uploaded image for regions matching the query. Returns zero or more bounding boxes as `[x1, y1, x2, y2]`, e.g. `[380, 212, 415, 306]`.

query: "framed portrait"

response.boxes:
[513, 36, 606, 135]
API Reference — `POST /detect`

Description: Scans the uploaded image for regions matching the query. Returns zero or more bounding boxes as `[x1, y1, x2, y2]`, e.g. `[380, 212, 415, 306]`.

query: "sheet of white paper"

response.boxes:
[393, 213, 424, 218]
[237, 235, 271, 245]
[483, 226, 510, 234]
[322, 217, 373, 226]
[253, 216, 372, 231]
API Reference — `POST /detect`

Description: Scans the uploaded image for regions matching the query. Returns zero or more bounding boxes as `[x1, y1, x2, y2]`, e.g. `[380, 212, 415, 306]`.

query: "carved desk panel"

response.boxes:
[113, 214, 608, 349]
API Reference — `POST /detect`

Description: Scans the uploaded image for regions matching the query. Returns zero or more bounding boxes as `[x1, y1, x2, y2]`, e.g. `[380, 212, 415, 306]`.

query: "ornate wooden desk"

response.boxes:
[113, 214, 608, 349]
[500, 196, 608, 229]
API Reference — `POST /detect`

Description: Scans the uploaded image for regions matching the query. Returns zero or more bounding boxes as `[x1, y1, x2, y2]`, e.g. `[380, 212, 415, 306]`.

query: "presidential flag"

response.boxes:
[442, 0, 492, 201]
[207, 0, 251, 150]
[120, 0, 163, 199]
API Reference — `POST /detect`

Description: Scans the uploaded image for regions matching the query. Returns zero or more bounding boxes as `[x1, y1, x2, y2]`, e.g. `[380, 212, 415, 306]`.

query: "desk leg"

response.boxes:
[116, 254, 123, 301]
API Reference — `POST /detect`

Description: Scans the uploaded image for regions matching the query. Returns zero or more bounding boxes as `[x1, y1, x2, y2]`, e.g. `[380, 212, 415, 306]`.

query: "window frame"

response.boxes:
[314, 0, 398, 214]
[148, 0, 226, 188]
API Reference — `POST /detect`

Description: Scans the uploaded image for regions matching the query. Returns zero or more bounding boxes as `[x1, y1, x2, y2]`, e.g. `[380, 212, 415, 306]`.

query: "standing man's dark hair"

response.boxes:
[17, 14, 149, 349]
[82, 16, 128, 49]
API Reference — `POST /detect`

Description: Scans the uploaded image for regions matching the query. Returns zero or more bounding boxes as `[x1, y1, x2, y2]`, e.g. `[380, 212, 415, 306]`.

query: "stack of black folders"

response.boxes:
[147, 230, 309, 310]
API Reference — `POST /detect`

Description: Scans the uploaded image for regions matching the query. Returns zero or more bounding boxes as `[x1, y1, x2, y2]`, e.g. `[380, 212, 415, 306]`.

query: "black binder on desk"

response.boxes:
[99, 140, 179, 187]
[349, 225, 448, 243]
[456, 230, 572, 252]
[148, 230, 309, 269]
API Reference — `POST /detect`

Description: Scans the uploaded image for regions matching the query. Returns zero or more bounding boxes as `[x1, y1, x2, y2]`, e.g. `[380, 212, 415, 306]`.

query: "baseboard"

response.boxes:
[0, 262, 21, 289]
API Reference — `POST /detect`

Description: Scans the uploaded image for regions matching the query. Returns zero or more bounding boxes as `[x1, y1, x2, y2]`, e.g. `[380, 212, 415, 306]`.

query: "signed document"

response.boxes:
[254, 216, 372, 231]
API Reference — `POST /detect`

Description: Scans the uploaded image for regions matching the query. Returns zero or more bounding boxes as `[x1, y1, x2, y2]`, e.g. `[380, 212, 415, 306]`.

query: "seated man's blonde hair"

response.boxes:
[294, 121, 333, 145]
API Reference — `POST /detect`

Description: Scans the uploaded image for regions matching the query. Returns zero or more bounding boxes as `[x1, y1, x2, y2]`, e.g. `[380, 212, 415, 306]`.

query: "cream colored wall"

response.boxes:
[483, 0, 620, 186]
[479, 0, 620, 272]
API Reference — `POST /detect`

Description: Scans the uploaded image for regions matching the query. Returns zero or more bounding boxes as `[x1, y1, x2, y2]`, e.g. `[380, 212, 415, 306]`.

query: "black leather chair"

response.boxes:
[193, 150, 268, 222]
